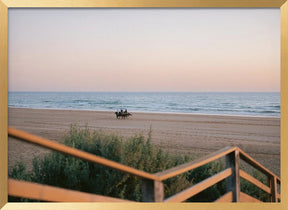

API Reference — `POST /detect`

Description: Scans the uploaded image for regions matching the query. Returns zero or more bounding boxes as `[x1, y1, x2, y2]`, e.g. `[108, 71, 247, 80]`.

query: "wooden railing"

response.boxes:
[8, 127, 281, 202]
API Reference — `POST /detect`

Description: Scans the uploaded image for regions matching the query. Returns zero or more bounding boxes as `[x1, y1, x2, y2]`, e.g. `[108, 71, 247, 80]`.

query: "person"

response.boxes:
[124, 109, 127, 113]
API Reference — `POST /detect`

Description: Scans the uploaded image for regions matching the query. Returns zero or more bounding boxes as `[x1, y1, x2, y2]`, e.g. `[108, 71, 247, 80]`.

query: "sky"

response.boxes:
[8, 8, 280, 92]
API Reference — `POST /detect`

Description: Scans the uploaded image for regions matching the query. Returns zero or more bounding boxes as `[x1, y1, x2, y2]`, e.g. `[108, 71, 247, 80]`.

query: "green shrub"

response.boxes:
[9, 123, 267, 202]
[10, 124, 194, 201]
[10, 159, 32, 182]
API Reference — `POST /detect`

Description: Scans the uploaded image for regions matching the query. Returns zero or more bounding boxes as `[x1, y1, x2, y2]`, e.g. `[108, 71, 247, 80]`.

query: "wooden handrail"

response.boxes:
[8, 127, 160, 181]
[8, 127, 281, 202]
[155, 146, 236, 181]
[8, 178, 134, 202]
[164, 168, 232, 202]
[239, 170, 271, 194]
[238, 147, 280, 180]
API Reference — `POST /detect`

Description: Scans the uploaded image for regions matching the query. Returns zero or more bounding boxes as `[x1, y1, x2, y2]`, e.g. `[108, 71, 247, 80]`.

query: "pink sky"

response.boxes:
[8, 9, 280, 92]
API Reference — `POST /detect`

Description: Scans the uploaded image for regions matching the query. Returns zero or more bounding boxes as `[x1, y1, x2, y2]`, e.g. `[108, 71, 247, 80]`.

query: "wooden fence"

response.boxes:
[8, 127, 281, 202]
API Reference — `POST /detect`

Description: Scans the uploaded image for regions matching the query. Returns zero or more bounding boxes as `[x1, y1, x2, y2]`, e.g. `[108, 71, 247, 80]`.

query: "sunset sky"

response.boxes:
[8, 8, 280, 92]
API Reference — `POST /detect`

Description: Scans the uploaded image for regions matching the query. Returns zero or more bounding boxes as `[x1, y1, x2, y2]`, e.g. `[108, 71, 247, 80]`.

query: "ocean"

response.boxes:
[8, 92, 280, 117]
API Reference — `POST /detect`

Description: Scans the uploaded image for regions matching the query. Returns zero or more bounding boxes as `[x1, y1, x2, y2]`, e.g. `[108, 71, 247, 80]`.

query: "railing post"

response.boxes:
[225, 149, 240, 202]
[141, 179, 164, 202]
[270, 176, 278, 202]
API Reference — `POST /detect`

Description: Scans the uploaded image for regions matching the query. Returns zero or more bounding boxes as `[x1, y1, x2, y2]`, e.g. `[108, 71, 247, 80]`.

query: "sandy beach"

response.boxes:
[8, 107, 280, 176]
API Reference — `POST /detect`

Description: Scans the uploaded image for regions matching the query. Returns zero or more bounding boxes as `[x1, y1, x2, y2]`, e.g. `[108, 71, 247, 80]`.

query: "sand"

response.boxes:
[8, 108, 280, 176]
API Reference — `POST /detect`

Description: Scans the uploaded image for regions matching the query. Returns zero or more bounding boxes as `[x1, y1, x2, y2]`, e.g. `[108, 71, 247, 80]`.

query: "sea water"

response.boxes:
[8, 92, 280, 117]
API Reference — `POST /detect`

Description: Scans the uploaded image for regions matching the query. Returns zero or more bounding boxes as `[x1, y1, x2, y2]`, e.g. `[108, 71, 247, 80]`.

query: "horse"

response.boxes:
[115, 112, 132, 119]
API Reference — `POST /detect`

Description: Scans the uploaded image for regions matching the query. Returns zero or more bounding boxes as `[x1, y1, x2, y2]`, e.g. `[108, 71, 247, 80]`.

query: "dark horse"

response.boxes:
[115, 111, 132, 119]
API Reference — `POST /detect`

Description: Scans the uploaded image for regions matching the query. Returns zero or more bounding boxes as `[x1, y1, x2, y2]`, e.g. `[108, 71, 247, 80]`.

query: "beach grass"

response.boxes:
[9, 124, 271, 202]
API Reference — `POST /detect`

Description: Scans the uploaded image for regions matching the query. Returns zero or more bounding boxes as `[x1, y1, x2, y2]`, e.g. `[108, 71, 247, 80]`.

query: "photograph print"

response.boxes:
[8, 8, 280, 202]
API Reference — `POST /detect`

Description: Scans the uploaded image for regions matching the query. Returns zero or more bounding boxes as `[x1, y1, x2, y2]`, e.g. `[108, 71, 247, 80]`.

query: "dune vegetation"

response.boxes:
[9, 124, 268, 202]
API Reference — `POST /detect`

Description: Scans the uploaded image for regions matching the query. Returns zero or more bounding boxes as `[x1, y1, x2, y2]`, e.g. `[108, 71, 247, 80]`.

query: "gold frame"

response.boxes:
[0, 0, 287, 209]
